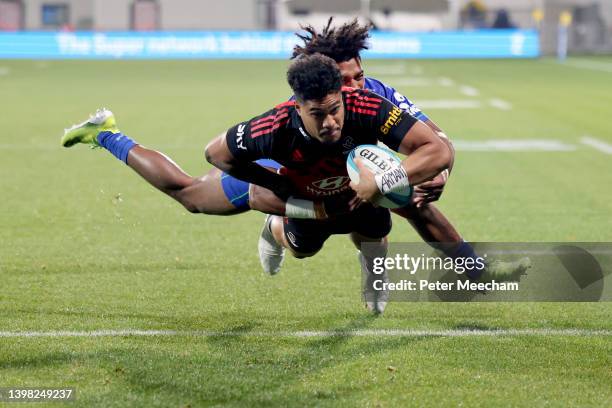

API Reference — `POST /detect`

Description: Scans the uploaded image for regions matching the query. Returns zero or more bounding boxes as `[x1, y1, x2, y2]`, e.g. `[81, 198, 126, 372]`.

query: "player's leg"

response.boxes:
[258, 215, 330, 275]
[392, 203, 461, 243]
[175, 168, 248, 215]
[393, 204, 530, 281]
[175, 159, 281, 214]
[348, 207, 392, 314]
[392, 203, 484, 277]
[61, 108, 246, 215]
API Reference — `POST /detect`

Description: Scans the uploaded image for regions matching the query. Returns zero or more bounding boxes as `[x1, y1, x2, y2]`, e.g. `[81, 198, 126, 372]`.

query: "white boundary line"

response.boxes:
[489, 98, 512, 111]
[0, 328, 610, 338]
[580, 136, 612, 154]
[459, 85, 480, 97]
[438, 77, 455, 86]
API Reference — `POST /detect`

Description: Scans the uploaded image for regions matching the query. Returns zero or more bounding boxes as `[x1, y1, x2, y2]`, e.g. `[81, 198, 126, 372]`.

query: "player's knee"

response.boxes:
[437, 141, 454, 172]
[289, 249, 319, 259]
[168, 191, 201, 214]
[285, 238, 323, 258]
[284, 236, 322, 258]
[184, 203, 201, 214]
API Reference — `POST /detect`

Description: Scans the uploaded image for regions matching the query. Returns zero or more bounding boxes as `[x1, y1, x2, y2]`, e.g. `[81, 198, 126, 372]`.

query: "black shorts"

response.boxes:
[283, 204, 392, 254]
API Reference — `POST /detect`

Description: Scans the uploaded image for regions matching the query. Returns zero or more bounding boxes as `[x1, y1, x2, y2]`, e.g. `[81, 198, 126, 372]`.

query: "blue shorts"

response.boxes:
[221, 159, 282, 210]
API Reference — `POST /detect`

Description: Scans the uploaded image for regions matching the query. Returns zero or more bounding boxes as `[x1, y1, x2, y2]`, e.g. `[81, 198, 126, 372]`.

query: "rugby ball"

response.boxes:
[346, 145, 412, 208]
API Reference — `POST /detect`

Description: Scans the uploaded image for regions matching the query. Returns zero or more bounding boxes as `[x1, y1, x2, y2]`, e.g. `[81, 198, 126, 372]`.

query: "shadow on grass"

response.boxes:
[0, 351, 77, 370]
[104, 314, 436, 406]
[0, 311, 442, 406]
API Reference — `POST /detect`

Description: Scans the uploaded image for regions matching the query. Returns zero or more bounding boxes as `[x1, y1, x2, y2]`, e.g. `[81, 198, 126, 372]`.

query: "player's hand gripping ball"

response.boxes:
[346, 145, 413, 208]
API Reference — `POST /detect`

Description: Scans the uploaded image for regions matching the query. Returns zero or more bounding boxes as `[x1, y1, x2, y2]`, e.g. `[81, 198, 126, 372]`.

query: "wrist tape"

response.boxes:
[374, 166, 410, 195]
[285, 197, 317, 219]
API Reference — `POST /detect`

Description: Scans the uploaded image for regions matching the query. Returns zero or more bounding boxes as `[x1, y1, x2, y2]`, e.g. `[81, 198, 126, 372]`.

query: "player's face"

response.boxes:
[296, 91, 345, 144]
[337, 58, 365, 89]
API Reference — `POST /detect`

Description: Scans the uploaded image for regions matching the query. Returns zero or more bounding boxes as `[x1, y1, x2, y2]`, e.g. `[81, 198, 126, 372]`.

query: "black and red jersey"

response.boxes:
[225, 88, 418, 200]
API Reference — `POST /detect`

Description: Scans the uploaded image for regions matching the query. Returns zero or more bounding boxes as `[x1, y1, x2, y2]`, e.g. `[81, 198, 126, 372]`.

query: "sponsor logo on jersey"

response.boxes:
[298, 126, 311, 140]
[380, 106, 403, 135]
[312, 176, 350, 191]
[359, 148, 393, 172]
[236, 124, 246, 150]
[398, 102, 420, 117]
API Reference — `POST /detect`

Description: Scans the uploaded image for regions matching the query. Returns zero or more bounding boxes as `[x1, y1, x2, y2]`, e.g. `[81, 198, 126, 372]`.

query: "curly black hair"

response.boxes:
[287, 53, 342, 102]
[292, 17, 372, 62]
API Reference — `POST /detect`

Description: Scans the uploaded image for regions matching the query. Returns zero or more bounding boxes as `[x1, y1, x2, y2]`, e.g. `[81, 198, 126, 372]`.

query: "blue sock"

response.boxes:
[447, 241, 483, 280]
[97, 131, 137, 164]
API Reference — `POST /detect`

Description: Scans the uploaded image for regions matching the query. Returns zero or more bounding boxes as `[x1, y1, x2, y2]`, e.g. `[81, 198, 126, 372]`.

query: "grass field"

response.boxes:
[1, 57, 611, 407]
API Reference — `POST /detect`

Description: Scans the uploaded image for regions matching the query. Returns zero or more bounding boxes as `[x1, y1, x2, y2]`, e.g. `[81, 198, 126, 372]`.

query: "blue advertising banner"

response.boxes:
[0, 30, 539, 59]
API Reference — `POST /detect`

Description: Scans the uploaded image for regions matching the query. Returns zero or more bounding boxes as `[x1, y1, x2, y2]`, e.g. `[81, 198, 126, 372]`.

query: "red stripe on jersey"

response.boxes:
[346, 93, 383, 103]
[275, 100, 296, 109]
[251, 112, 288, 131]
[346, 106, 378, 116]
[251, 117, 290, 138]
[345, 98, 382, 110]
[250, 108, 288, 131]
[251, 114, 275, 126]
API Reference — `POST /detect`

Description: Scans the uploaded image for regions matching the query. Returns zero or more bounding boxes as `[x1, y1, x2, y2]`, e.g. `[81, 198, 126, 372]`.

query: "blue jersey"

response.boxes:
[221, 77, 430, 209]
[363, 77, 429, 122]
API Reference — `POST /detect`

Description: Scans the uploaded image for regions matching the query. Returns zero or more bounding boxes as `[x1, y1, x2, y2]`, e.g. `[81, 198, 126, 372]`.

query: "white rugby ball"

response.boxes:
[346, 144, 413, 209]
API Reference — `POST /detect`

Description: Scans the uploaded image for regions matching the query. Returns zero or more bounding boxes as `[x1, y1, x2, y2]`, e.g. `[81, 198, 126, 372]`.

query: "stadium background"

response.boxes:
[0, 0, 611, 406]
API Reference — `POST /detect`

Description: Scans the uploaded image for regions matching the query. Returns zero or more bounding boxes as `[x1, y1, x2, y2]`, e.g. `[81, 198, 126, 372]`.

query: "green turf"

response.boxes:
[0, 58, 611, 407]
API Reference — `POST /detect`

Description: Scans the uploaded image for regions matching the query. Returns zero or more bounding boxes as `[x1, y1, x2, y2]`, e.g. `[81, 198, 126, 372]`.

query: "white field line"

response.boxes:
[438, 77, 455, 86]
[559, 59, 612, 73]
[0, 67, 10, 76]
[0, 328, 610, 338]
[489, 98, 512, 110]
[453, 139, 576, 151]
[580, 136, 612, 154]
[417, 100, 482, 109]
[459, 85, 480, 96]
